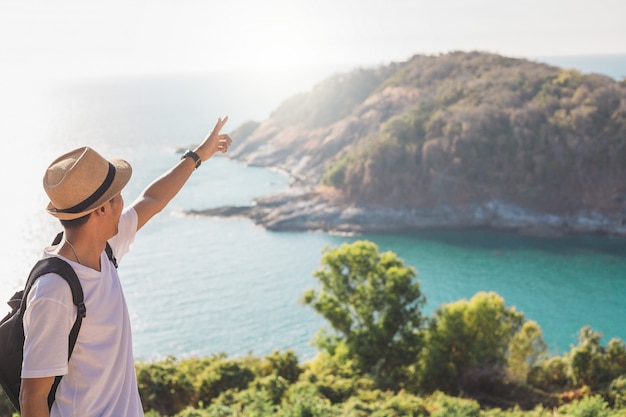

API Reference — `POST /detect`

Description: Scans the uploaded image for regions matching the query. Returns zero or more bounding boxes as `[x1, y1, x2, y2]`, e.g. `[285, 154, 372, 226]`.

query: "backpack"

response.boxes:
[0, 233, 117, 412]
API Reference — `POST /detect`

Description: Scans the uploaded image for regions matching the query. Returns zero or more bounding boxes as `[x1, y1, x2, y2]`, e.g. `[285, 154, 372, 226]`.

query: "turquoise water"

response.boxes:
[0, 57, 625, 362]
[114, 150, 626, 361]
[124, 191, 626, 360]
[364, 230, 626, 355]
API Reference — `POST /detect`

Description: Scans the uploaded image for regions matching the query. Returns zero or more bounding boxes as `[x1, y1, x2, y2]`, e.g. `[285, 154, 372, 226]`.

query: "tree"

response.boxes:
[419, 291, 525, 394]
[302, 240, 426, 389]
[568, 326, 626, 391]
[507, 320, 548, 382]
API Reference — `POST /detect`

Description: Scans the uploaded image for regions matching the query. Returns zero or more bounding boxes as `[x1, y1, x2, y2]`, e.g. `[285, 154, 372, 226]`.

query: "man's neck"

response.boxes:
[58, 230, 107, 271]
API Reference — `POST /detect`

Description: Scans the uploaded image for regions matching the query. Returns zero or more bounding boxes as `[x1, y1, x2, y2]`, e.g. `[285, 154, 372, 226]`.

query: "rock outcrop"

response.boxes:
[189, 186, 626, 237]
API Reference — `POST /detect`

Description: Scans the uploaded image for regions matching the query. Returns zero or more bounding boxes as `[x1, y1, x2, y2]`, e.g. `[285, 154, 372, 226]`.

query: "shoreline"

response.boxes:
[185, 185, 626, 239]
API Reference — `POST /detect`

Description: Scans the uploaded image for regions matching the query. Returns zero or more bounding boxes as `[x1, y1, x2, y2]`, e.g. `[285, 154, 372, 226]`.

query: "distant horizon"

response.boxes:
[2, 0, 624, 81]
[28, 51, 626, 84]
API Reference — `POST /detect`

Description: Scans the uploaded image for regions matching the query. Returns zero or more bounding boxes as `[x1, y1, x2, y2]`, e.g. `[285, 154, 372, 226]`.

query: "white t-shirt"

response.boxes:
[22, 208, 144, 417]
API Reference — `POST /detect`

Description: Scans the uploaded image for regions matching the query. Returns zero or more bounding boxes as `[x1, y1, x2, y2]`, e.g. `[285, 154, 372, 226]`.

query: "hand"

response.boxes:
[195, 116, 232, 160]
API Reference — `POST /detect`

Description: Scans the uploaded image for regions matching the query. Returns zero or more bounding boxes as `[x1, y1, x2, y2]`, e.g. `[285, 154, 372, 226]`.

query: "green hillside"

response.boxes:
[324, 52, 626, 212]
[232, 51, 626, 221]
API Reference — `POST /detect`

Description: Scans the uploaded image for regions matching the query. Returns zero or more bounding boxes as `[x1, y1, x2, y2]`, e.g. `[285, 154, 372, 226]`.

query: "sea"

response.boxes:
[0, 55, 625, 362]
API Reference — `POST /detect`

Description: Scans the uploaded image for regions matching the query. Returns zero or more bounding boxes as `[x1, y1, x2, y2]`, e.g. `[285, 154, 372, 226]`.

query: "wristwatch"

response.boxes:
[181, 150, 201, 169]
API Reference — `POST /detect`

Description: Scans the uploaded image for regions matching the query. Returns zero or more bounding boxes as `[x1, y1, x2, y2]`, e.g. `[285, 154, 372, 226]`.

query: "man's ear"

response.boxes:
[94, 205, 107, 217]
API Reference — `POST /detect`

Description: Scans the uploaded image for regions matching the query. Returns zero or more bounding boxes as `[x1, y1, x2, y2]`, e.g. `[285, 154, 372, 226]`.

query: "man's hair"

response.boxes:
[60, 212, 92, 229]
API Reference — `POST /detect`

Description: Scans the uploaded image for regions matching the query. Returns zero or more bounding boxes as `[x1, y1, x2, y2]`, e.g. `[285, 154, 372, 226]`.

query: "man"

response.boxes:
[19, 117, 232, 417]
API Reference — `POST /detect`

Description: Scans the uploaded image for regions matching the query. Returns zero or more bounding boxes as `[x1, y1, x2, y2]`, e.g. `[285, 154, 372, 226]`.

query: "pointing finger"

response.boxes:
[213, 116, 229, 135]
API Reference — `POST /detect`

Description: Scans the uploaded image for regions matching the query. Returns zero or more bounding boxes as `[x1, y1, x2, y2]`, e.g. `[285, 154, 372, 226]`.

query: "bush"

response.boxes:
[196, 357, 256, 405]
[425, 391, 481, 417]
[483, 406, 554, 417]
[368, 390, 428, 417]
[261, 350, 302, 383]
[136, 356, 195, 416]
[558, 395, 611, 417]
[252, 374, 290, 405]
[302, 351, 374, 404]
[569, 327, 613, 390]
[608, 376, 626, 409]
[277, 383, 338, 417]
[419, 291, 524, 394]
[527, 356, 571, 391]
[507, 321, 548, 382]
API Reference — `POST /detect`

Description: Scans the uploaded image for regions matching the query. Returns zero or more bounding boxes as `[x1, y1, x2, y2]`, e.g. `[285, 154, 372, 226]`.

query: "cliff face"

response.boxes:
[225, 51, 626, 234]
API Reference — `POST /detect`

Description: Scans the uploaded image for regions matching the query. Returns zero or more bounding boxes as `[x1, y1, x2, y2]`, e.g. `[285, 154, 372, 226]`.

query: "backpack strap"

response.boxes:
[21, 256, 85, 409]
[41, 233, 117, 407]
[22, 258, 85, 321]
[104, 243, 118, 269]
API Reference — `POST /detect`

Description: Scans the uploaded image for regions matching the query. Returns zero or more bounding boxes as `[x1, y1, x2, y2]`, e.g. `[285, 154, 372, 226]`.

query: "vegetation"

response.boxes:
[251, 51, 626, 217]
[320, 52, 626, 215]
[330, 53, 624, 213]
[302, 241, 426, 390]
[1, 240, 625, 417]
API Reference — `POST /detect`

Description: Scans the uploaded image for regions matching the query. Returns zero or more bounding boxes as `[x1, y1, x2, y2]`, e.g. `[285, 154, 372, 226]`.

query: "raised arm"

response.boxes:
[130, 116, 231, 231]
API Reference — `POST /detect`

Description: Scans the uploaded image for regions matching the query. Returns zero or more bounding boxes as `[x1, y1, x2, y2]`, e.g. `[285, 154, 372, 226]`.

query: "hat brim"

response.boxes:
[46, 158, 132, 220]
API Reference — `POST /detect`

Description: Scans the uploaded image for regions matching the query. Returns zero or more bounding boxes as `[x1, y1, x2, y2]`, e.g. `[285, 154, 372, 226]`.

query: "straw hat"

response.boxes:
[43, 147, 132, 220]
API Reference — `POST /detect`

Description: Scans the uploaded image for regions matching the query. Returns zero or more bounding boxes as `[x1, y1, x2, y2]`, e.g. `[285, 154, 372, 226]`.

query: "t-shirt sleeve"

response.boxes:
[22, 274, 75, 379]
[107, 207, 138, 264]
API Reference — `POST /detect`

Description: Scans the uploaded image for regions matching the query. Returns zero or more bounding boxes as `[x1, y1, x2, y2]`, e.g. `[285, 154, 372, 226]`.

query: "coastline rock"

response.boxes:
[187, 186, 626, 237]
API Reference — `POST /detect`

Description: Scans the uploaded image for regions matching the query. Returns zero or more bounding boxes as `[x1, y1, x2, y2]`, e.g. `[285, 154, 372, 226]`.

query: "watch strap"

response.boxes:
[181, 150, 201, 169]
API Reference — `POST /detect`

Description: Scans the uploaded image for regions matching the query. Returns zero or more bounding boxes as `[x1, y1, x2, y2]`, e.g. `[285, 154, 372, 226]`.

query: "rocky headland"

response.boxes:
[189, 51, 626, 237]
[189, 186, 626, 237]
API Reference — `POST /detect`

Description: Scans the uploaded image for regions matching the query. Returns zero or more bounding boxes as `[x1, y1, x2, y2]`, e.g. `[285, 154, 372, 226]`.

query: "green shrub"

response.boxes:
[607, 339, 626, 381]
[482, 405, 553, 417]
[507, 321, 548, 382]
[241, 389, 277, 416]
[419, 292, 524, 394]
[569, 327, 613, 390]
[558, 395, 611, 417]
[278, 383, 338, 417]
[261, 350, 302, 383]
[371, 390, 428, 417]
[252, 374, 290, 405]
[277, 395, 337, 416]
[196, 358, 256, 405]
[136, 356, 195, 416]
[425, 392, 481, 417]
[198, 404, 238, 417]
[527, 356, 571, 391]
[302, 351, 374, 404]
[608, 376, 626, 409]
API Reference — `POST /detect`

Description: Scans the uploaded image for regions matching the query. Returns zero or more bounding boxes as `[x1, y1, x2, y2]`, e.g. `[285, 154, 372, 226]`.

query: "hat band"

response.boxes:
[57, 163, 117, 214]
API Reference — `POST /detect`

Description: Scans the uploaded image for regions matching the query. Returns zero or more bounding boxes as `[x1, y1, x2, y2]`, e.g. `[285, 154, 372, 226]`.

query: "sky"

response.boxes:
[1, 0, 625, 80]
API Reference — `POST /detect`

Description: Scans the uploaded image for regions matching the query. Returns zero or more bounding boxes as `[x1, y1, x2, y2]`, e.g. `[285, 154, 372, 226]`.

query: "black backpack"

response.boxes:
[0, 233, 117, 412]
